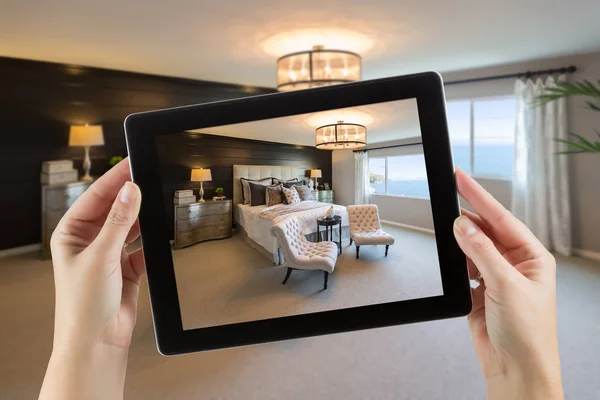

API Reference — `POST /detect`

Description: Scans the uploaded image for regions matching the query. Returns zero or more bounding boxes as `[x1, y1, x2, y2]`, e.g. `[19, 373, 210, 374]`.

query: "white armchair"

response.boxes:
[271, 216, 338, 290]
[347, 205, 395, 259]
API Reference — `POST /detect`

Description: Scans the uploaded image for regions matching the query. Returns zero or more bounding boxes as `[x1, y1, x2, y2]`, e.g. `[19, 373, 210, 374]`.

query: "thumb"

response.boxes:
[453, 215, 518, 288]
[93, 182, 141, 260]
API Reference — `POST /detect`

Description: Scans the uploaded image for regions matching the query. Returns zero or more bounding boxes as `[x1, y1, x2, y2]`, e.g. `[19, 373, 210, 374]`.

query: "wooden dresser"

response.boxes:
[315, 190, 334, 203]
[173, 199, 232, 249]
[41, 181, 93, 258]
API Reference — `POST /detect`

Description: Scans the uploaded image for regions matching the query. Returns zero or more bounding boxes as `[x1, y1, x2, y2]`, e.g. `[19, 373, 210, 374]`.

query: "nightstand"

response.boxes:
[41, 181, 93, 258]
[173, 199, 232, 249]
[315, 189, 334, 203]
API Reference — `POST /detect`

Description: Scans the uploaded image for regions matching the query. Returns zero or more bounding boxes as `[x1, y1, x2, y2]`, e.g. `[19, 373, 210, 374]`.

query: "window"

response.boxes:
[446, 97, 516, 179]
[369, 157, 385, 194]
[369, 154, 430, 199]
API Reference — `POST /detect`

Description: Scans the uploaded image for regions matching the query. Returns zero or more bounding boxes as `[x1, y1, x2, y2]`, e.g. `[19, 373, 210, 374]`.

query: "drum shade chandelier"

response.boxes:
[315, 120, 367, 150]
[277, 45, 361, 91]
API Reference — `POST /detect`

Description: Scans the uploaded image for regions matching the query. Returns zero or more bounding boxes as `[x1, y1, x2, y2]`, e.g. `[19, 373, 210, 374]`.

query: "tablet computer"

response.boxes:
[125, 72, 471, 355]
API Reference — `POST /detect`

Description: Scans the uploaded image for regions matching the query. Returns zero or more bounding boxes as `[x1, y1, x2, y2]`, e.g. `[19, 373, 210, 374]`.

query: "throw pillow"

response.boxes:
[266, 184, 284, 207]
[241, 177, 272, 205]
[274, 178, 300, 188]
[294, 185, 314, 201]
[248, 181, 270, 206]
[282, 186, 301, 205]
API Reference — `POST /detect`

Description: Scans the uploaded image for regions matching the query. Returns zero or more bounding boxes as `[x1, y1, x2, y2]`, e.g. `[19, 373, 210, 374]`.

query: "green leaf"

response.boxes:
[568, 133, 596, 149]
[555, 139, 597, 152]
[587, 101, 600, 111]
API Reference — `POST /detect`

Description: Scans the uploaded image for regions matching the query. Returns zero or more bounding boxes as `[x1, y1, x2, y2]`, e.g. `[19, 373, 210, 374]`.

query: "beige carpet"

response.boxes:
[1, 226, 599, 399]
[174, 225, 443, 329]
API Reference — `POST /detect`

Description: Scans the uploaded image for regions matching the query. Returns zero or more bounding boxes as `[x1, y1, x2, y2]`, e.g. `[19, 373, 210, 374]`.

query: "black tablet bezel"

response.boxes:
[125, 72, 471, 355]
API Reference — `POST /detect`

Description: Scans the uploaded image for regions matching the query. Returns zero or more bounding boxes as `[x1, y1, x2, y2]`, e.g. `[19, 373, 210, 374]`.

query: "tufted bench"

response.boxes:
[347, 205, 395, 259]
[271, 216, 338, 290]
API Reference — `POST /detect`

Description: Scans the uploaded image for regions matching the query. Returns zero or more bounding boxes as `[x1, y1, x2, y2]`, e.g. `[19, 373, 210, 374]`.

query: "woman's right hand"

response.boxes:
[453, 169, 563, 400]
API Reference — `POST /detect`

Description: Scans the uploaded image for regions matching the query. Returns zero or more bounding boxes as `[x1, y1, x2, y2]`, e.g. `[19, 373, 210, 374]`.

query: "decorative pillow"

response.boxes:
[294, 185, 314, 201]
[282, 186, 301, 205]
[248, 181, 269, 206]
[266, 184, 284, 207]
[273, 178, 300, 188]
[241, 177, 272, 205]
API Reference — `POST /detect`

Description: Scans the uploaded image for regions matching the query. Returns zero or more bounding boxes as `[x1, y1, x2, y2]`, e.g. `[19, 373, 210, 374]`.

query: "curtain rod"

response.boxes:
[445, 65, 576, 86]
[354, 142, 422, 153]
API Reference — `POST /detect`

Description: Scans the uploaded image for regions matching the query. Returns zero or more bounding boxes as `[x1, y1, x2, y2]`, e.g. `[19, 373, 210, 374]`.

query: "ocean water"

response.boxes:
[370, 144, 513, 198]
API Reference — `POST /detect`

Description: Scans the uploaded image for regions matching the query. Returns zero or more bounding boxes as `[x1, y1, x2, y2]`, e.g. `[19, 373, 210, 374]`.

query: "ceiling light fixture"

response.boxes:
[315, 120, 367, 150]
[277, 45, 361, 91]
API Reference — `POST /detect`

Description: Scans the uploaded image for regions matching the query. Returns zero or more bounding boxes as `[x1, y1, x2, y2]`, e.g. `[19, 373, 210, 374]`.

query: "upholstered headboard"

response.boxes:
[232, 165, 300, 208]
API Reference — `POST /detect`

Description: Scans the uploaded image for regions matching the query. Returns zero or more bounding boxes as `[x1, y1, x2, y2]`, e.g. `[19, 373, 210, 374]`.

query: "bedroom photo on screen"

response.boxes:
[155, 98, 444, 330]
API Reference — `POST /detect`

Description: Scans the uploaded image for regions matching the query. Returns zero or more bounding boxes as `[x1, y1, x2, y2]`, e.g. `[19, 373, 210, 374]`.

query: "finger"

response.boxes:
[453, 215, 520, 288]
[469, 281, 485, 319]
[125, 220, 141, 246]
[61, 158, 132, 224]
[467, 258, 478, 280]
[91, 182, 142, 260]
[461, 208, 508, 255]
[455, 168, 546, 257]
[120, 248, 145, 324]
[125, 247, 146, 280]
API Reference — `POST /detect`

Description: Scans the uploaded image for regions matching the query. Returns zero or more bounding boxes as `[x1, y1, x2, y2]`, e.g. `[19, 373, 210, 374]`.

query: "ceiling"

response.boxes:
[2, 0, 600, 89]
[193, 98, 421, 146]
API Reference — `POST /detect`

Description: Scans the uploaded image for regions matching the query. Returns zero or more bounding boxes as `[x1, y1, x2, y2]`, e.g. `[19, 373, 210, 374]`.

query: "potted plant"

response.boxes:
[109, 156, 124, 167]
[215, 187, 225, 199]
[534, 80, 600, 154]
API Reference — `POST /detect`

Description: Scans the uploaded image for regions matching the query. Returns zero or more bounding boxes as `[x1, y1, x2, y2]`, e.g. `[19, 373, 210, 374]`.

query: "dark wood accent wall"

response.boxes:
[0, 56, 276, 250]
[156, 132, 333, 238]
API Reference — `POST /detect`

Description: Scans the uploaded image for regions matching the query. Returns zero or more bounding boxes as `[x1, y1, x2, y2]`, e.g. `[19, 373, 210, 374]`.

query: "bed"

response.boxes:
[233, 165, 349, 264]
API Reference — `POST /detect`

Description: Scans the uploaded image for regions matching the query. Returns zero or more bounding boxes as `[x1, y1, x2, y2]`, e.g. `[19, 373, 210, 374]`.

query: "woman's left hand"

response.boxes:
[40, 158, 144, 400]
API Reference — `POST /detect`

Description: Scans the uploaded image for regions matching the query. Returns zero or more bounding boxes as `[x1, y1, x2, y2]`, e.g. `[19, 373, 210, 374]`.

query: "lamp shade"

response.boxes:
[310, 169, 322, 178]
[69, 125, 105, 147]
[277, 45, 361, 91]
[191, 168, 212, 182]
[315, 120, 367, 150]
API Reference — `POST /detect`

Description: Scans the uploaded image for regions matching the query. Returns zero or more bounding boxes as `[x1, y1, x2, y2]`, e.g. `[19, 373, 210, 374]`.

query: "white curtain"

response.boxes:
[354, 151, 370, 205]
[512, 76, 571, 256]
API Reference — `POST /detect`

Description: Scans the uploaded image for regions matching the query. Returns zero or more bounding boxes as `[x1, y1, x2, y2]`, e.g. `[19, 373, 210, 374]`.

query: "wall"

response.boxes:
[333, 51, 600, 254]
[0, 57, 275, 250]
[155, 132, 332, 237]
[332, 150, 355, 206]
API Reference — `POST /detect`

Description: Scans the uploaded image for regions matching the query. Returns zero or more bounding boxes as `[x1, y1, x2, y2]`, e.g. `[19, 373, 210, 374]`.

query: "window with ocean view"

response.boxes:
[369, 154, 430, 199]
[447, 97, 516, 178]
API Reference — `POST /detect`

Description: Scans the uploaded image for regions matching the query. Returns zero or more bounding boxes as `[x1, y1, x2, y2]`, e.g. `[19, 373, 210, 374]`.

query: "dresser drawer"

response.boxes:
[44, 185, 87, 211]
[175, 226, 230, 248]
[176, 214, 230, 232]
[175, 201, 231, 220]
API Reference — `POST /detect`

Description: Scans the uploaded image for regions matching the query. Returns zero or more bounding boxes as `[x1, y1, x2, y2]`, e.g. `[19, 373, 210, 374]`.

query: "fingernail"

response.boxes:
[120, 182, 136, 204]
[454, 216, 478, 237]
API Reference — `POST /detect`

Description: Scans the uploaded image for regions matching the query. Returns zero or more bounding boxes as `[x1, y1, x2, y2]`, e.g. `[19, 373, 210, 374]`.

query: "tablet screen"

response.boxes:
[155, 97, 444, 330]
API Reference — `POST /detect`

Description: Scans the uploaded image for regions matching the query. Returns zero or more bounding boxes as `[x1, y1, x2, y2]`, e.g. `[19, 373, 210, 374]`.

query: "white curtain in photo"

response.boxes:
[354, 151, 370, 205]
[512, 76, 571, 256]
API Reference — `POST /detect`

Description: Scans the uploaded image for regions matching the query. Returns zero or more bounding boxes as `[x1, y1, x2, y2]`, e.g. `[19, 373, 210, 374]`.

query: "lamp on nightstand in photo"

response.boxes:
[191, 168, 212, 202]
[310, 169, 322, 191]
[69, 124, 104, 181]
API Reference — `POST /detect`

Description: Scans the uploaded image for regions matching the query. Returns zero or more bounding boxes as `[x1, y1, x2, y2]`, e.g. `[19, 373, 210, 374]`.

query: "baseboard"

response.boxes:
[573, 248, 600, 262]
[0, 243, 41, 259]
[379, 222, 600, 262]
[381, 220, 435, 235]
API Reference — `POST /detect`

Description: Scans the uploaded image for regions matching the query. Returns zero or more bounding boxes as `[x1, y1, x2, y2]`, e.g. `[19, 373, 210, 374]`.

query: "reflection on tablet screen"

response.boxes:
[155, 98, 444, 330]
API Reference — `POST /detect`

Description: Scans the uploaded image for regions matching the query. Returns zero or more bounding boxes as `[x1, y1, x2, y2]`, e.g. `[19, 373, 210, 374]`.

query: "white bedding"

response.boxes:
[236, 201, 349, 260]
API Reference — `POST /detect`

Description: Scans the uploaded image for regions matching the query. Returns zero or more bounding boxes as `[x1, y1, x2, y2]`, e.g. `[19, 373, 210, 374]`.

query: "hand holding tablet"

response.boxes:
[40, 73, 563, 399]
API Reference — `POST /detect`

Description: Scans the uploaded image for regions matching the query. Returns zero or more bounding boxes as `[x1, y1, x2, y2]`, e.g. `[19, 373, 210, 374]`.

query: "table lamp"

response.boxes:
[191, 168, 212, 202]
[310, 169, 322, 191]
[69, 124, 105, 181]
